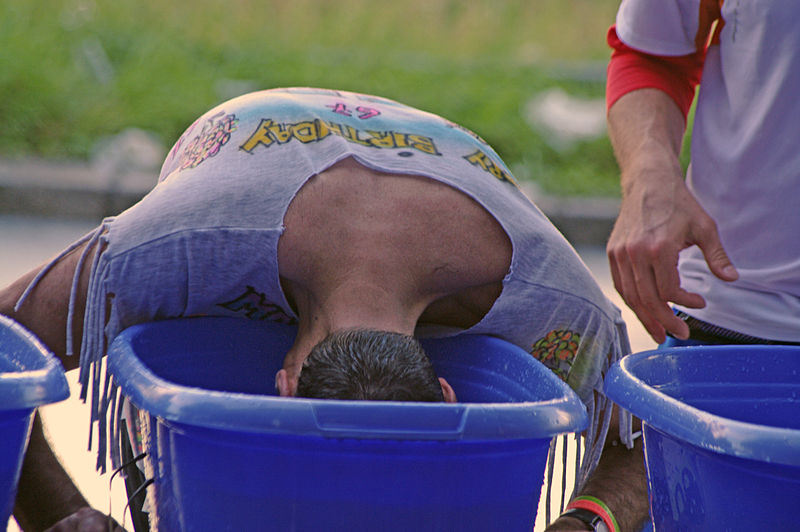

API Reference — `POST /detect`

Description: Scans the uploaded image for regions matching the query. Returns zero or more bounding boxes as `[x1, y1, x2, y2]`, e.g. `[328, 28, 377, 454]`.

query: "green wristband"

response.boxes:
[567, 495, 620, 532]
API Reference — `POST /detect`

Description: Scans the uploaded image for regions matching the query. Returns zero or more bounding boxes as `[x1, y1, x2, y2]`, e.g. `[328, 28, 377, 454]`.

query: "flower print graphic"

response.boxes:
[531, 329, 580, 380]
[178, 112, 238, 171]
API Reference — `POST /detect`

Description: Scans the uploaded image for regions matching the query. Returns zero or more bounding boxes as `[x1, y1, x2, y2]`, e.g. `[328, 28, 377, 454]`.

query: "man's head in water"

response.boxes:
[276, 329, 456, 402]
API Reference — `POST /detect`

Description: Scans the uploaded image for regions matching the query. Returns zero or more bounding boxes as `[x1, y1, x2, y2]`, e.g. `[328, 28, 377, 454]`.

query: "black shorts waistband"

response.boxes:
[672, 310, 800, 346]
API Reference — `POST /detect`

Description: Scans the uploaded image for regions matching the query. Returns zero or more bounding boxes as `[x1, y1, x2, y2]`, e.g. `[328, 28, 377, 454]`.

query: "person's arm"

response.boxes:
[605, 87, 739, 344]
[546, 408, 648, 532]
[604, 25, 737, 344]
[1, 245, 123, 531]
[14, 413, 124, 532]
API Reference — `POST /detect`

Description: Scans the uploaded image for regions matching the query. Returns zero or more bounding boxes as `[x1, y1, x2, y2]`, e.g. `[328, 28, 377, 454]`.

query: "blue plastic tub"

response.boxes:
[0, 315, 69, 525]
[605, 345, 800, 531]
[108, 316, 588, 532]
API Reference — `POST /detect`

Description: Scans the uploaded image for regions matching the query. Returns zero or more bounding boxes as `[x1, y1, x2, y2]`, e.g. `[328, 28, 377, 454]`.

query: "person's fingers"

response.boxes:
[701, 242, 738, 281]
[610, 235, 698, 343]
[651, 247, 705, 310]
[631, 255, 692, 342]
[691, 215, 739, 282]
[610, 246, 669, 344]
[607, 248, 625, 302]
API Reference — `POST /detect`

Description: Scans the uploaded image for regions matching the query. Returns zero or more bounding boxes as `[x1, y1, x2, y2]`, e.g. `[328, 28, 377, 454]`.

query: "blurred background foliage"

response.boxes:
[0, 0, 625, 196]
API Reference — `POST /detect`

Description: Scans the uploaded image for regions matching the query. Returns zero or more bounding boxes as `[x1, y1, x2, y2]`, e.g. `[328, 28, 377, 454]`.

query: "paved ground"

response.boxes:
[0, 213, 653, 531]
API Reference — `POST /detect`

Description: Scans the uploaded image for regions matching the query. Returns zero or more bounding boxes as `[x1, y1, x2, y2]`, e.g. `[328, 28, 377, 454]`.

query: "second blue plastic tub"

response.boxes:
[0, 315, 69, 526]
[605, 345, 800, 531]
[108, 316, 588, 532]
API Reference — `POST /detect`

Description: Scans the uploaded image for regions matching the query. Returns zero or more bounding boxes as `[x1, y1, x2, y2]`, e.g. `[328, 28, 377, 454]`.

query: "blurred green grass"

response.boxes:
[0, 0, 623, 196]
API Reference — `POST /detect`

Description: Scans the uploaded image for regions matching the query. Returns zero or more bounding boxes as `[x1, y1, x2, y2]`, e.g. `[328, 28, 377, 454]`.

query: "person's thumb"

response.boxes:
[697, 233, 738, 282]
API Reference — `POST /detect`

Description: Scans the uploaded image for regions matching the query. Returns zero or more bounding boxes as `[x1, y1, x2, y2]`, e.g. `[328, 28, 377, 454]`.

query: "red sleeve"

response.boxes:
[606, 25, 705, 119]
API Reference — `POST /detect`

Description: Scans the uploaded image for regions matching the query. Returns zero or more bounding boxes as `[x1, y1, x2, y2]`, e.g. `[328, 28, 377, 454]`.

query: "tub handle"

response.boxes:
[311, 402, 468, 439]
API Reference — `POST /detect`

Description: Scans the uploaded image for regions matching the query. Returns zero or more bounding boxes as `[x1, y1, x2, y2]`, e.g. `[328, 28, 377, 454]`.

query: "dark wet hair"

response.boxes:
[295, 329, 444, 402]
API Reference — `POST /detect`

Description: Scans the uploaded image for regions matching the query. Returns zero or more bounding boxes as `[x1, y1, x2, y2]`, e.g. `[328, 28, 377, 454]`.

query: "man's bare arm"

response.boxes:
[0, 242, 93, 368]
[12, 414, 92, 531]
[1, 244, 121, 531]
[605, 88, 737, 344]
[546, 408, 649, 532]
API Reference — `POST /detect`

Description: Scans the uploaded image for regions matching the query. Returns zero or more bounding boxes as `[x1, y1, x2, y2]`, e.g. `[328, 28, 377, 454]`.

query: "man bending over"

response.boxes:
[1, 88, 644, 531]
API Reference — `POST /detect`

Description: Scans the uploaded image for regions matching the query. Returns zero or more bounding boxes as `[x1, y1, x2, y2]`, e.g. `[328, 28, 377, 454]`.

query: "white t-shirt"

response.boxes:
[616, 0, 800, 341]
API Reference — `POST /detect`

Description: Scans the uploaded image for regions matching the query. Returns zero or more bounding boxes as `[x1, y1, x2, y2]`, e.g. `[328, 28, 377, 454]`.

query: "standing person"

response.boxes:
[606, 0, 800, 349]
[2, 88, 643, 531]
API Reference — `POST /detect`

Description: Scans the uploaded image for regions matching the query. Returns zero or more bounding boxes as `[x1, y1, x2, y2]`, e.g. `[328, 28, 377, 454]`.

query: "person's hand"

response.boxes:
[607, 170, 738, 344]
[44, 507, 127, 532]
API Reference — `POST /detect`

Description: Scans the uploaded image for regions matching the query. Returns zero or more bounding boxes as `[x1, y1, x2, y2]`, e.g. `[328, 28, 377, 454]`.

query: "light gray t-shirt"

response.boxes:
[97, 88, 627, 399]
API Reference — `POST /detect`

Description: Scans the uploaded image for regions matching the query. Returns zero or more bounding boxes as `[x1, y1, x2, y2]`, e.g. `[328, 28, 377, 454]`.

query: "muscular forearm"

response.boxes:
[607, 88, 687, 196]
[605, 88, 723, 343]
[0, 241, 93, 370]
[574, 417, 648, 531]
[548, 409, 649, 532]
[2, 252, 93, 529]
[13, 413, 90, 531]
